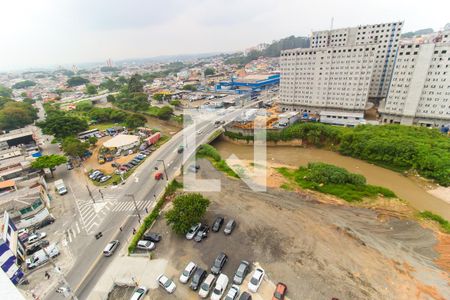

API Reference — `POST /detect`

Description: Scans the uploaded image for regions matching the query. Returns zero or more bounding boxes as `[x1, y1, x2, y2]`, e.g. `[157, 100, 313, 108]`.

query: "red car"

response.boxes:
[154, 172, 164, 180]
[272, 282, 287, 300]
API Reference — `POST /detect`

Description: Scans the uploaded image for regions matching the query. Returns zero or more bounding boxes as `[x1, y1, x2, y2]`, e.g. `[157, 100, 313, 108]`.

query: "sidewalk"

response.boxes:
[87, 256, 168, 300]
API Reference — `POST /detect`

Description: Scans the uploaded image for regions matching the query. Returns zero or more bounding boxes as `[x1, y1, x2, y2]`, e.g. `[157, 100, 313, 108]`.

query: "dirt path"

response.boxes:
[194, 160, 450, 300]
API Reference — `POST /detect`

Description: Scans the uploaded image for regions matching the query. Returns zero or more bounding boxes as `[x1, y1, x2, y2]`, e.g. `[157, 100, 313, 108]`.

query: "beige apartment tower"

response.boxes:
[379, 32, 450, 127]
[279, 46, 375, 113]
[311, 21, 403, 98]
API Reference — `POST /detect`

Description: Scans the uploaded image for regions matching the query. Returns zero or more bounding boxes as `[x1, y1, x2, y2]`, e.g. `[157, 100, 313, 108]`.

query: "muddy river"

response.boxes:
[213, 138, 450, 220]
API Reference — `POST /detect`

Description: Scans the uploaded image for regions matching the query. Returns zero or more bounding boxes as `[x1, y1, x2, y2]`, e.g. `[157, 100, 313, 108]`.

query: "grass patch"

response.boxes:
[418, 211, 450, 233]
[197, 144, 239, 178]
[128, 179, 183, 254]
[88, 122, 123, 131]
[276, 163, 396, 202]
[146, 106, 160, 117]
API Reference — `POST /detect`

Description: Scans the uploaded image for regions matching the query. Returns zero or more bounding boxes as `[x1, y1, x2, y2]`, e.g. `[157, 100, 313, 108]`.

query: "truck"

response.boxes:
[54, 179, 68, 195]
[26, 244, 59, 270]
[146, 132, 161, 145]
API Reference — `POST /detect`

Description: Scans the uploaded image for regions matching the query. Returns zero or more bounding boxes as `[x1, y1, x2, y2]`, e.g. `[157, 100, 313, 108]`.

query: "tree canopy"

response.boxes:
[37, 115, 88, 139]
[0, 85, 12, 97]
[85, 84, 97, 95]
[182, 84, 197, 91]
[165, 193, 210, 234]
[0, 100, 38, 130]
[62, 137, 90, 158]
[31, 155, 67, 177]
[124, 114, 146, 129]
[12, 80, 36, 89]
[67, 76, 89, 87]
[204, 68, 215, 76]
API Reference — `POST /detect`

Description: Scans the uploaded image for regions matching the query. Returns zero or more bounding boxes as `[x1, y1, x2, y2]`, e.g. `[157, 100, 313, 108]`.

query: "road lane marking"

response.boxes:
[76, 222, 81, 234]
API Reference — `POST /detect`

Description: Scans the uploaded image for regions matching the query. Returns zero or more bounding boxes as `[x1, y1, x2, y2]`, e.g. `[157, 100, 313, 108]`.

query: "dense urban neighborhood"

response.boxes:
[0, 3, 449, 300]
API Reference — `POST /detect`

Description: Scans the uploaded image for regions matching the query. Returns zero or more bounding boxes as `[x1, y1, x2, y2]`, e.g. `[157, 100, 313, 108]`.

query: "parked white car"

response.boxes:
[248, 267, 265, 293]
[199, 273, 216, 298]
[27, 232, 47, 245]
[136, 240, 155, 251]
[185, 223, 201, 240]
[211, 273, 228, 300]
[179, 261, 197, 283]
[157, 274, 176, 293]
[224, 284, 240, 300]
[130, 286, 148, 300]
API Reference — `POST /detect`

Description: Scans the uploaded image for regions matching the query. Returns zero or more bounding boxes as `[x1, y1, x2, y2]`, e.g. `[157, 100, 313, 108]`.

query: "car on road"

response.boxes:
[154, 172, 163, 180]
[233, 260, 250, 285]
[224, 219, 236, 235]
[179, 261, 197, 283]
[239, 291, 252, 300]
[100, 175, 111, 183]
[198, 273, 216, 298]
[190, 268, 206, 291]
[188, 164, 200, 173]
[103, 240, 120, 257]
[143, 231, 161, 242]
[157, 274, 176, 293]
[224, 284, 240, 300]
[194, 224, 209, 242]
[211, 252, 228, 275]
[197, 130, 203, 135]
[130, 286, 148, 300]
[26, 240, 50, 256]
[211, 273, 229, 300]
[272, 282, 287, 300]
[136, 240, 155, 251]
[248, 267, 265, 293]
[212, 217, 224, 232]
[185, 223, 201, 240]
[177, 145, 184, 153]
[27, 232, 47, 245]
[34, 217, 55, 230]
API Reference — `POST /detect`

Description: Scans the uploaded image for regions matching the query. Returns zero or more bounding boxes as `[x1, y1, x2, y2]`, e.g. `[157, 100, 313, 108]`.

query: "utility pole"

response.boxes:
[98, 189, 104, 201]
[86, 185, 95, 203]
[41, 246, 78, 300]
[157, 159, 168, 181]
[126, 194, 141, 223]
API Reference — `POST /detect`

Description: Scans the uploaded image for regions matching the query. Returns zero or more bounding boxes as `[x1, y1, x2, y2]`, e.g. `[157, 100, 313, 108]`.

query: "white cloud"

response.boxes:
[0, 0, 448, 70]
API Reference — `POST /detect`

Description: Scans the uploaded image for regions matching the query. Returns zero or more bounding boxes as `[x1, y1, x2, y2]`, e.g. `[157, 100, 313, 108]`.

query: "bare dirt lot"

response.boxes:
[146, 159, 449, 300]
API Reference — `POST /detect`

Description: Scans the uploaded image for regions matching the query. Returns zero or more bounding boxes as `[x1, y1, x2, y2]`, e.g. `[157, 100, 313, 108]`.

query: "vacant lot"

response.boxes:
[146, 159, 449, 300]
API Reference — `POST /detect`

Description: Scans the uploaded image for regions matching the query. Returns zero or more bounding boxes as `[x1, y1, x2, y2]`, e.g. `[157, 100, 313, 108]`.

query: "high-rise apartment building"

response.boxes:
[311, 21, 403, 98]
[379, 31, 450, 127]
[279, 46, 375, 114]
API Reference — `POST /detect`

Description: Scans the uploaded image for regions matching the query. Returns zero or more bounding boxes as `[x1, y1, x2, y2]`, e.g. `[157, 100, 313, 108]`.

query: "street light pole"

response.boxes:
[157, 159, 168, 181]
[126, 194, 141, 223]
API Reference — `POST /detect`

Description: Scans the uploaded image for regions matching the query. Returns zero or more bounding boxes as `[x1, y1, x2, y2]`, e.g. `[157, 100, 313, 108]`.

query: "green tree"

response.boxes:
[106, 94, 116, 103]
[0, 85, 12, 97]
[182, 84, 197, 91]
[12, 80, 36, 89]
[0, 102, 38, 130]
[169, 99, 181, 107]
[204, 68, 215, 76]
[85, 84, 97, 95]
[100, 78, 119, 92]
[67, 76, 89, 87]
[165, 193, 210, 234]
[157, 105, 173, 120]
[76, 100, 93, 111]
[31, 154, 67, 177]
[88, 136, 98, 146]
[124, 114, 146, 129]
[37, 115, 88, 139]
[62, 137, 90, 158]
[128, 74, 144, 93]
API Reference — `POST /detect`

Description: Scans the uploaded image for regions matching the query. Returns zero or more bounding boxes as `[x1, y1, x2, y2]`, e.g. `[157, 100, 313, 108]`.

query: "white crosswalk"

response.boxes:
[111, 200, 152, 212]
[61, 221, 82, 246]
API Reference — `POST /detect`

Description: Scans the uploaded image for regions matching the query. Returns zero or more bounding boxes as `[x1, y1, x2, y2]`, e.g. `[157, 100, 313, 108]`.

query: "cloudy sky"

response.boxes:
[0, 0, 448, 71]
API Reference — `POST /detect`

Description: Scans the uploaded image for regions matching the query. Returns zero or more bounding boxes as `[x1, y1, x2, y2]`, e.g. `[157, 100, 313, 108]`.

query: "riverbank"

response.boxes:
[213, 138, 450, 220]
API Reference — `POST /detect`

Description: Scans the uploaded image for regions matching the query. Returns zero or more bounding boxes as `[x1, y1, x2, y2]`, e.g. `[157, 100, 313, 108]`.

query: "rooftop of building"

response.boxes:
[0, 128, 34, 143]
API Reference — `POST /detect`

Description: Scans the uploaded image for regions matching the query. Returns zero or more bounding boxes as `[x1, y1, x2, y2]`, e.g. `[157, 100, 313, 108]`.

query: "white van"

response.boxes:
[54, 179, 68, 195]
[26, 244, 59, 270]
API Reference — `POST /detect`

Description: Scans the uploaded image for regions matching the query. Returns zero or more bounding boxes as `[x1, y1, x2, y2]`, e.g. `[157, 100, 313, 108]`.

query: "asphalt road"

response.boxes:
[45, 97, 266, 300]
